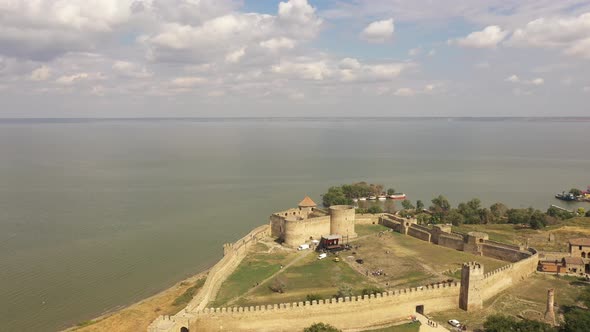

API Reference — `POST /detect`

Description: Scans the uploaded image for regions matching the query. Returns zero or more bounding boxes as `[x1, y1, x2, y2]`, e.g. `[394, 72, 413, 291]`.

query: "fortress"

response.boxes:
[270, 196, 357, 247]
[149, 198, 540, 332]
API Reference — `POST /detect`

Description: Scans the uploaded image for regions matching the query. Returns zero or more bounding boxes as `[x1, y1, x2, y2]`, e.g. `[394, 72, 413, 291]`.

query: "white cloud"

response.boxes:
[451, 25, 508, 48]
[260, 37, 296, 50]
[408, 48, 421, 56]
[361, 18, 394, 43]
[505, 74, 544, 85]
[339, 58, 361, 70]
[55, 72, 104, 84]
[272, 60, 331, 80]
[506, 74, 520, 83]
[225, 48, 246, 63]
[112, 61, 152, 78]
[170, 76, 206, 88]
[508, 12, 590, 59]
[141, 0, 321, 63]
[394, 87, 415, 96]
[428, 49, 436, 56]
[30, 65, 51, 81]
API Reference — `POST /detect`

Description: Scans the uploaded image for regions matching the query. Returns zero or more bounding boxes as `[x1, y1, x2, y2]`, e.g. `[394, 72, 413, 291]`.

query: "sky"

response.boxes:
[1, 0, 590, 117]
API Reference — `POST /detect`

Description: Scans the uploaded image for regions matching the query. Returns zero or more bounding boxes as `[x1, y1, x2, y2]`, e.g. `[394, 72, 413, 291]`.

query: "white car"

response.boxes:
[448, 319, 460, 327]
[317, 253, 327, 260]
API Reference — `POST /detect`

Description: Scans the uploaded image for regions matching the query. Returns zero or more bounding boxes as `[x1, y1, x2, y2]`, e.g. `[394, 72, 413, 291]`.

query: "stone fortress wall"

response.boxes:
[149, 208, 539, 332]
[270, 198, 358, 247]
[149, 224, 271, 332]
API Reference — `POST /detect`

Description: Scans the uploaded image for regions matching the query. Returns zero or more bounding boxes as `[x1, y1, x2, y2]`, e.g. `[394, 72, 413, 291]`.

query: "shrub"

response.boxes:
[303, 322, 342, 332]
[306, 294, 322, 302]
[361, 286, 384, 296]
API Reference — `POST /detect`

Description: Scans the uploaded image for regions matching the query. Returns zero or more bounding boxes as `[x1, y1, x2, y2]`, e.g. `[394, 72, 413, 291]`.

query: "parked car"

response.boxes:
[318, 253, 327, 260]
[448, 319, 460, 327]
[297, 244, 310, 251]
[356, 258, 364, 264]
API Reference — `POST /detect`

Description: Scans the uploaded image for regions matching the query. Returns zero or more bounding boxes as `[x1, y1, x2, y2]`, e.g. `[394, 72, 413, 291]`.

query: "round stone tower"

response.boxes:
[329, 205, 356, 239]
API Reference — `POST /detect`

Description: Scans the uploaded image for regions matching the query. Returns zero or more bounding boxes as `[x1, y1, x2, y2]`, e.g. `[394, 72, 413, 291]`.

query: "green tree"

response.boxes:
[416, 200, 424, 211]
[401, 199, 415, 210]
[430, 195, 451, 220]
[586, 210, 590, 217]
[416, 213, 431, 225]
[445, 209, 465, 226]
[563, 308, 590, 332]
[570, 188, 583, 196]
[529, 210, 547, 229]
[490, 202, 508, 222]
[322, 186, 352, 207]
[546, 206, 575, 220]
[578, 207, 586, 216]
[479, 208, 493, 224]
[336, 284, 353, 298]
[304, 323, 342, 332]
[458, 198, 482, 224]
[367, 205, 383, 214]
[361, 286, 384, 296]
[507, 208, 532, 225]
[387, 188, 396, 195]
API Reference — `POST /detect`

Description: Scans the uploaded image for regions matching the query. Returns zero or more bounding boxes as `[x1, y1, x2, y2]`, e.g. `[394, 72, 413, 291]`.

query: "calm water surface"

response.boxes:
[0, 118, 589, 331]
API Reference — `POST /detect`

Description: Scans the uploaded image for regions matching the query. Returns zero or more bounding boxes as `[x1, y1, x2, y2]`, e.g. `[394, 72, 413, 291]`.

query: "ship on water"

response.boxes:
[555, 192, 576, 201]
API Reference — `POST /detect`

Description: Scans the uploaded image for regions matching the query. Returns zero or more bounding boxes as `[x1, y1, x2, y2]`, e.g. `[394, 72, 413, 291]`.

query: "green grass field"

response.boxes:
[356, 223, 390, 237]
[210, 242, 296, 307]
[234, 250, 380, 306]
[362, 321, 421, 332]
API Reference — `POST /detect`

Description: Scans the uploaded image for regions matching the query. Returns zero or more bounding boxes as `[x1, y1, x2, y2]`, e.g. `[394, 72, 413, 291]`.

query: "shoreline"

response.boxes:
[63, 269, 210, 332]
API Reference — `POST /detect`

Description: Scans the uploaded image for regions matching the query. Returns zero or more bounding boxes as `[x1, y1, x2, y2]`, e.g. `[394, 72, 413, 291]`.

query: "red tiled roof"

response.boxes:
[298, 196, 317, 207]
[564, 256, 585, 265]
[569, 238, 590, 246]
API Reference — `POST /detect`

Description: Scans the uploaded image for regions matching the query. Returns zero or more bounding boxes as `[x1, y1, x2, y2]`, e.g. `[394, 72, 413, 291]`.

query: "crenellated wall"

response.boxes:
[149, 225, 270, 332]
[189, 282, 461, 332]
[480, 248, 538, 301]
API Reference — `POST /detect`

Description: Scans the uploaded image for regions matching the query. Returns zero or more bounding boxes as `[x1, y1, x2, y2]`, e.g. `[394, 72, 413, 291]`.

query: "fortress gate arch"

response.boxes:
[180, 327, 189, 332]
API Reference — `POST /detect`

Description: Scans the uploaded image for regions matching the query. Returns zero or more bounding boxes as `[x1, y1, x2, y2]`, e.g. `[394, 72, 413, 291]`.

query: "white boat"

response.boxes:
[352, 198, 358, 202]
[368, 195, 377, 200]
[388, 193, 407, 200]
[359, 197, 367, 201]
[377, 195, 387, 201]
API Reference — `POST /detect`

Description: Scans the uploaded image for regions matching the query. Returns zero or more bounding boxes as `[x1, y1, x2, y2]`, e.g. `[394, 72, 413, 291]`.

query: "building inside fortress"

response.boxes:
[269, 196, 357, 247]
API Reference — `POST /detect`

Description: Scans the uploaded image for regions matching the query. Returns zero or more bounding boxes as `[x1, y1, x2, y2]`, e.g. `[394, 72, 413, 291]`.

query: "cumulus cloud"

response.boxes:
[112, 61, 152, 78]
[30, 66, 51, 81]
[505, 74, 544, 85]
[272, 60, 331, 80]
[451, 26, 508, 48]
[259, 37, 296, 50]
[0, 0, 135, 60]
[361, 19, 394, 43]
[225, 48, 246, 63]
[339, 58, 361, 70]
[394, 87, 415, 96]
[141, 0, 321, 63]
[170, 76, 206, 88]
[55, 72, 104, 85]
[508, 12, 590, 59]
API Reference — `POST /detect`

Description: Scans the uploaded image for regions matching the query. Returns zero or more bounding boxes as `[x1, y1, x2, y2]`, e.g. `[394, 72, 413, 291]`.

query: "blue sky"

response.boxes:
[0, 0, 589, 117]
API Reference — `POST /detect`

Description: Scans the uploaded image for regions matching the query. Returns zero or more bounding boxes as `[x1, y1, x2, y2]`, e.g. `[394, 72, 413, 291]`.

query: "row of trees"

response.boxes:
[322, 182, 395, 207]
[399, 195, 583, 229]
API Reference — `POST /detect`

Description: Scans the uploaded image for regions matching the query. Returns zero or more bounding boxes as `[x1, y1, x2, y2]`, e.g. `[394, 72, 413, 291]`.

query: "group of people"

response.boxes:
[426, 319, 438, 327]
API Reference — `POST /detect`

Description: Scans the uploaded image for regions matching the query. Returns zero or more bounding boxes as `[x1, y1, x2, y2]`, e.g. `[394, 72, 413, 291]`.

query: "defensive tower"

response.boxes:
[459, 261, 483, 311]
[329, 205, 356, 239]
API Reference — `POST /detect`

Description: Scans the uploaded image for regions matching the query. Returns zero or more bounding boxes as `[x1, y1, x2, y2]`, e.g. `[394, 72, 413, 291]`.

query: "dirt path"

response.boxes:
[225, 250, 311, 306]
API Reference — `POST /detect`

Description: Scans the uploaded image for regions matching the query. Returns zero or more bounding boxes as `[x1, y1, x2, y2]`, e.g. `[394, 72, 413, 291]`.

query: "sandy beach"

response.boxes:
[64, 271, 208, 332]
